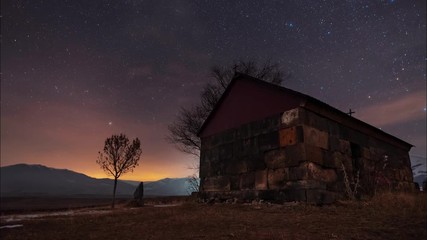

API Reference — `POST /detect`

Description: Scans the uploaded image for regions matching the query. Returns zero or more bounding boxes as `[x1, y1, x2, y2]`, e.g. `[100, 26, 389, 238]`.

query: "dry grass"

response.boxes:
[1, 193, 426, 240]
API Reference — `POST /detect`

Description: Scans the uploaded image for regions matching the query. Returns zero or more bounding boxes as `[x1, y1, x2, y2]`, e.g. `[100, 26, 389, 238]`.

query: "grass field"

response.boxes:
[1, 193, 426, 240]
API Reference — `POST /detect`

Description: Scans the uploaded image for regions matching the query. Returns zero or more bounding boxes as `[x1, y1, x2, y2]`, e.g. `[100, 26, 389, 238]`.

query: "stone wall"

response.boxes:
[199, 107, 415, 204]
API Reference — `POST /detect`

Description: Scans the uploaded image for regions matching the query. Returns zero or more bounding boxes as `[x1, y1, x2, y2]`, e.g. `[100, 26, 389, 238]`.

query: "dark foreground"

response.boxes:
[1, 193, 426, 240]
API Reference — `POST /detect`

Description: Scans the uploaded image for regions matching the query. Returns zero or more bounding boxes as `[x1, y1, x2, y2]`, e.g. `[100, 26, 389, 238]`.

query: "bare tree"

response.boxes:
[185, 163, 200, 194]
[97, 134, 142, 208]
[167, 106, 207, 157]
[167, 60, 288, 157]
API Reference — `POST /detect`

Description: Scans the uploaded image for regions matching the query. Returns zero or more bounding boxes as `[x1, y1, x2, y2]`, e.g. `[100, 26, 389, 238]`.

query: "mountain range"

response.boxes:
[0, 164, 193, 197]
[1, 156, 425, 197]
[411, 155, 427, 188]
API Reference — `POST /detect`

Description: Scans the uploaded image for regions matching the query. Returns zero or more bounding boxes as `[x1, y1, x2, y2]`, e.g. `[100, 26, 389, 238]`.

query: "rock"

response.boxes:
[134, 182, 144, 202]
[303, 126, 329, 150]
[268, 168, 288, 189]
[307, 162, 337, 183]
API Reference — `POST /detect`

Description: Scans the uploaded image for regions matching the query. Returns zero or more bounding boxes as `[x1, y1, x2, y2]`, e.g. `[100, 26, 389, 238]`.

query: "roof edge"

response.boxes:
[302, 102, 413, 150]
[197, 72, 244, 137]
[196, 73, 413, 150]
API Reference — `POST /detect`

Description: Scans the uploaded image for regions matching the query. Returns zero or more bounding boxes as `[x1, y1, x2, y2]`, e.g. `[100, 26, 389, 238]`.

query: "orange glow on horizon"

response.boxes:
[86, 170, 181, 182]
[0, 100, 197, 182]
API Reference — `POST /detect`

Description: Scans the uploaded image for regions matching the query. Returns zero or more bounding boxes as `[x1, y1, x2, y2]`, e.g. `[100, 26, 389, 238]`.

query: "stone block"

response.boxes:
[236, 137, 259, 157]
[401, 166, 413, 182]
[250, 120, 264, 136]
[268, 168, 288, 189]
[246, 154, 266, 171]
[225, 160, 247, 175]
[219, 143, 233, 160]
[288, 163, 309, 181]
[340, 155, 353, 173]
[394, 169, 402, 181]
[285, 180, 326, 189]
[279, 127, 298, 147]
[307, 162, 337, 183]
[264, 149, 287, 169]
[258, 131, 279, 152]
[306, 189, 337, 204]
[260, 115, 281, 133]
[388, 155, 402, 168]
[280, 189, 307, 202]
[257, 190, 277, 201]
[236, 124, 251, 139]
[402, 155, 412, 168]
[284, 144, 306, 167]
[209, 135, 220, 148]
[395, 182, 416, 192]
[305, 145, 324, 165]
[255, 170, 268, 190]
[326, 181, 345, 192]
[328, 122, 340, 137]
[200, 150, 209, 165]
[348, 129, 369, 147]
[339, 140, 351, 156]
[323, 152, 338, 168]
[329, 137, 340, 152]
[269, 115, 282, 129]
[281, 108, 300, 127]
[240, 172, 255, 190]
[241, 190, 257, 201]
[332, 152, 345, 169]
[361, 147, 371, 159]
[203, 176, 230, 191]
[338, 125, 350, 140]
[304, 125, 328, 149]
[201, 137, 212, 150]
[221, 129, 236, 143]
[208, 147, 220, 163]
[363, 158, 375, 172]
[199, 161, 210, 177]
[229, 176, 240, 190]
[305, 111, 329, 132]
[210, 161, 226, 176]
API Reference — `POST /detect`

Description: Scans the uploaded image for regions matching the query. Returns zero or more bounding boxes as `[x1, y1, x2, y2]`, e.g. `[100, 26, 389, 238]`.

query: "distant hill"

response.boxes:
[144, 178, 195, 196]
[122, 178, 195, 196]
[410, 155, 427, 188]
[0, 164, 192, 197]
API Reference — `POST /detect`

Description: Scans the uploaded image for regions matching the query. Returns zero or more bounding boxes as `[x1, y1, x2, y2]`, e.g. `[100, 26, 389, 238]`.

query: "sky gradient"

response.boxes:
[1, 0, 426, 181]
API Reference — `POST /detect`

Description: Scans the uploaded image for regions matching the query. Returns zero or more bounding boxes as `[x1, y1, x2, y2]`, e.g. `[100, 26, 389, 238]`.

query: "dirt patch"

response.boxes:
[0, 193, 426, 240]
[0, 197, 131, 214]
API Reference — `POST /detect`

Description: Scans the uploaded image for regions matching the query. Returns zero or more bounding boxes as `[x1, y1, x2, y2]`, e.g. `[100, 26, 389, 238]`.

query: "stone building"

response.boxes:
[197, 73, 415, 204]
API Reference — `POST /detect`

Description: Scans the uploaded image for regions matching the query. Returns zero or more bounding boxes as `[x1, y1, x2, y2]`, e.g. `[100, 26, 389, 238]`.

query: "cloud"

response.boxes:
[357, 91, 426, 127]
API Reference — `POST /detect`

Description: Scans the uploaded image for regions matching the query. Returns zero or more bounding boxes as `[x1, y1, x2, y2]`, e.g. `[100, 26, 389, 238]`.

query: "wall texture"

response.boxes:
[199, 107, 415, 204]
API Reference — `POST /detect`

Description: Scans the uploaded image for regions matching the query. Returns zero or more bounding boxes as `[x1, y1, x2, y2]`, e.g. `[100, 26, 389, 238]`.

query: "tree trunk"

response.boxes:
[112, 177, 118, 209]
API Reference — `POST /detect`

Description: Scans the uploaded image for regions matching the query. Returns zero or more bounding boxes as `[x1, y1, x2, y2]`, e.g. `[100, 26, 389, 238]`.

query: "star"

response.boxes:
[1, 0, 425, 186]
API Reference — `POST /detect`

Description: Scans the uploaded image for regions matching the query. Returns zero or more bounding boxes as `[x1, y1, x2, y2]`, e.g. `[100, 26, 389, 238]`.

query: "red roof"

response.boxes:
[197, 73, 412, 150]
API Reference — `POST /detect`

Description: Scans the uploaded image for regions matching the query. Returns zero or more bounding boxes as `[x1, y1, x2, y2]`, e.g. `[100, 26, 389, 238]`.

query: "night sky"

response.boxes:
[1, 0, 426, 181]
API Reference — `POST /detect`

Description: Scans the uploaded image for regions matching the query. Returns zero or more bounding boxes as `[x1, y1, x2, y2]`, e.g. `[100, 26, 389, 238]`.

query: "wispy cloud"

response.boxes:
[357, 91, 426, 127]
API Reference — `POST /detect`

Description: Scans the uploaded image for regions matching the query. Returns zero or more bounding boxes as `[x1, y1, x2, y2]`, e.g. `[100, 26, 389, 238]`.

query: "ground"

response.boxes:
[0, 193, 426, 240]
